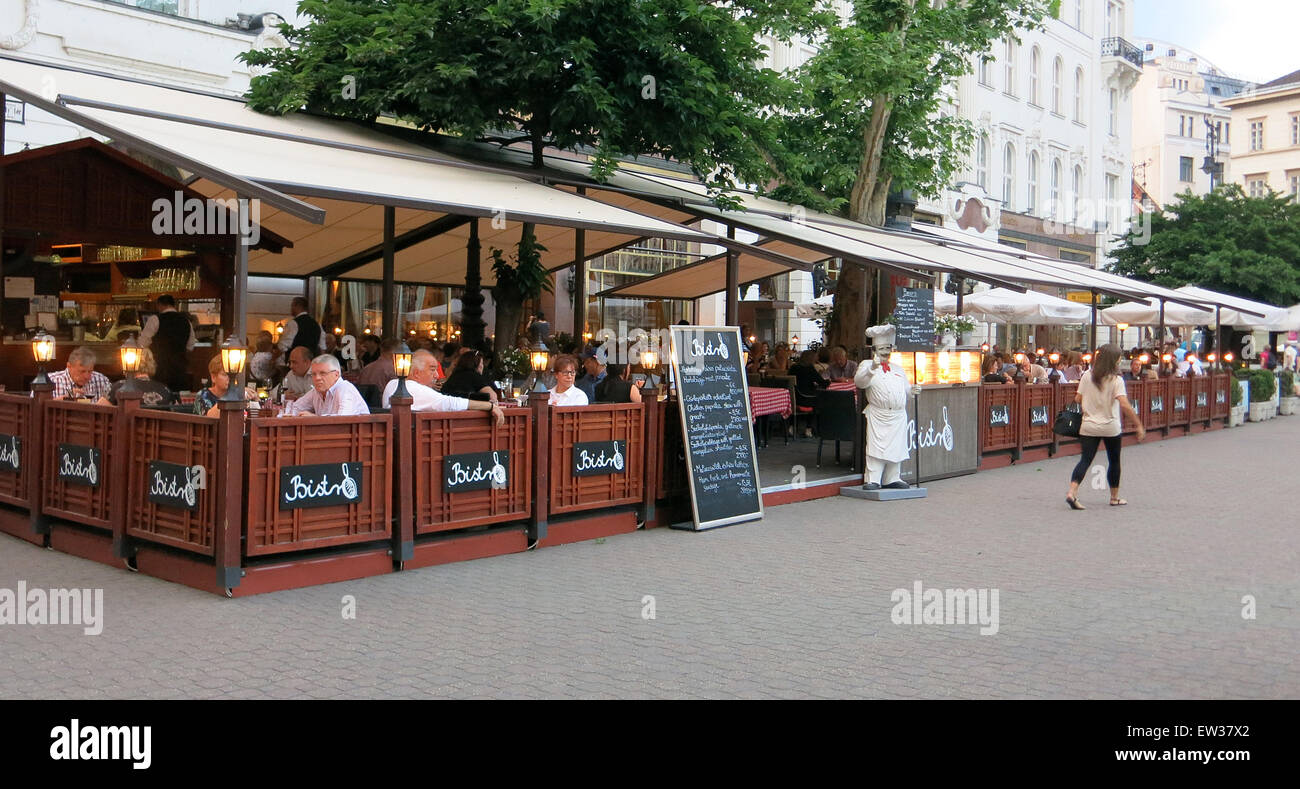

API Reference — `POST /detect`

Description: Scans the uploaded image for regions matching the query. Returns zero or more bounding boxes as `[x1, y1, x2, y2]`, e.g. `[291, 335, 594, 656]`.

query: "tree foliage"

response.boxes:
[1109, 185, 1300, 306]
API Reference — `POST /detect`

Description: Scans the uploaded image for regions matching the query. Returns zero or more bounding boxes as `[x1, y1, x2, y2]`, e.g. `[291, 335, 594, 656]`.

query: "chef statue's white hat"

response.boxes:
[865, 324, 896, 347]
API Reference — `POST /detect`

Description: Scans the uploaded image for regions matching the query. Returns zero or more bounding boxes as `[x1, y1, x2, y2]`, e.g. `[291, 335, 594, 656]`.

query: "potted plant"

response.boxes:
[495, 347, 531, 393]
[1247, 368, 1276, 422]
[1228, 376, 1245, 427]
[1280, 370, 1297, 416]
[935, 315, 977, 348]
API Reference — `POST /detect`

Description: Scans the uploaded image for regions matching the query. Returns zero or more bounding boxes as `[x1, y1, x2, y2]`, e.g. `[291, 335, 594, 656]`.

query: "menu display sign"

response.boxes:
[572, 441, 626, 477]
[1197, 392, 1208, 408]
[1028, 405, 1050, 427]
[669, 327, 762, 531]
[279, 462, 363, 510]
[1174, 395, 1187, 411]
[988, 404, 1011, 427]
[147, 460, 202, 512]
[900, 386, 979, 484]
[1150, 395, 1164, 414]
[443, 451, 508, 493]
[0, 433, 19, 473]
[57, 444, 100, 487]
[893, 287, 935, 352]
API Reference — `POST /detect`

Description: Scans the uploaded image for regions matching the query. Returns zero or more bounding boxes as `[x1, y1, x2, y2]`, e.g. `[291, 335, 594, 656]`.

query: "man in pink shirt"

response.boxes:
[282, 355, 370, 417]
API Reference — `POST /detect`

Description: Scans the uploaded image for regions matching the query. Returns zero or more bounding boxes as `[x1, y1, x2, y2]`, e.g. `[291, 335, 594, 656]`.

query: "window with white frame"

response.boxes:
[1224, 122, 1230, 144]
[1291, 114, 1299, 146]
[979, 57, 992, 86]
[1004, 38, 1017, 97]
[1075, 0, 1084, 29]
[1074, 67, 1084, 122]
[1247, 175, 1267, 197]
[1050, 158, 1062, 219]
[1052, 57, 1063, 114]
[1072, 165, 1083, 223]
[1106, 173, 1119, 230]
[1030, 46, 1041, 105]
[1289, 171, 1300, 201]
[976, 134, 989, 189]
[1027, 151, 1039, 215]
[1108, 89, 1118, 135]
[1179, 156, 1194, 182]
[1003, 143, 1016, 205]
[1250, 120, 1264, 151]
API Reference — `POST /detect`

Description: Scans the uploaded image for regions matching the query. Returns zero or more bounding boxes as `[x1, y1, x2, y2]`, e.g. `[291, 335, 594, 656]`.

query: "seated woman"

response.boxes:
[98, 348, 177, 408]
[548, 354, 589, 406]
[767, 344, 791, 375]
[745, 341, 770, 375]
[594, 363, 643, 404]
[982, 355, 1013, 384]
[441, 350, 499, 402]
[1063, 351, 1084, 382]
[194, 354, 259, 417]
[788, 349, 829, 409]
[248, 330, 278, 385]
[105, 307, 142, 342]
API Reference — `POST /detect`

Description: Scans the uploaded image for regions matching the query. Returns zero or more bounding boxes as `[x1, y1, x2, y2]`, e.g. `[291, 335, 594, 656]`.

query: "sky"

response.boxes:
[1134, 0, 1300, 84]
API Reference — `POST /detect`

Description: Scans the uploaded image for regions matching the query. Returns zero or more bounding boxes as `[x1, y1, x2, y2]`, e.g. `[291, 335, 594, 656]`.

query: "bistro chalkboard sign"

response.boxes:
[0, 433, 19, 473]
[1029, 405, 1051, 427]
[893, 287, 935, 352]
[443, 451, 508, 493]
[988, 403, 1011, 427]
[669, 326, 762, 531]
[1150, 395, 1164, 414]
[57, 444, 100, 487]
[147, 460, 202, 512]
[280, 462, 363, 510]
[1197, 392, 1208, 408]
[573, 441, 626, 477]
[1216, 390, 1226, 404]
[1174, 395, 1187, 411]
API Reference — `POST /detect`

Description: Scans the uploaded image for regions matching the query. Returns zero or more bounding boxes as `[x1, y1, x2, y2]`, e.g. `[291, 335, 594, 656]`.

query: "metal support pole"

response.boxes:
[1158, 300, 1166, 349]
[382, 205, 396, 340]
[725, 226, 738, 326]
[233, 211, 249, 391]
[573, 186, 587, 337]
[461, 217, 486, 348]
[1089, 290, 1098, 350]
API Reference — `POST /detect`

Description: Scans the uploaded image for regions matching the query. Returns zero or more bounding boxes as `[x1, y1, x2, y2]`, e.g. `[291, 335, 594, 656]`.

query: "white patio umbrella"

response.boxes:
[794, 294, 834, 318]
[1175, 285, 1291, 329]
[1099, 298, 1214, 327]
[940, 287, 1090, 325]
[932, 290, 958, 314]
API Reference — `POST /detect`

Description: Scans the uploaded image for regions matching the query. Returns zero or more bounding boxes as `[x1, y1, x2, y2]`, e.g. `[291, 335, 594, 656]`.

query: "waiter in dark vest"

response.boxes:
[277, 296, 326, 361]
[140, 294, 196, 391]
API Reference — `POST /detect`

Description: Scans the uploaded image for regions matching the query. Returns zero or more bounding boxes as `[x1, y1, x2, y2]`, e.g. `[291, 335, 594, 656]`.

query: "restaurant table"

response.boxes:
[749, 385, 792, 448]
[827, 381, 857, 392]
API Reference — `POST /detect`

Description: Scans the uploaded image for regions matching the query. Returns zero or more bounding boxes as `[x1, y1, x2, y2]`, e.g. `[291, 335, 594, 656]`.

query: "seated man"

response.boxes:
[382, 350, 503, 424]
[281, 355, 371, 417]
[357, 337, 398, 390]
[271, 346, 314, 402]
[824, 345, 858, 382]
[575, 350, 606, 402]
[50, 346, 113, 401]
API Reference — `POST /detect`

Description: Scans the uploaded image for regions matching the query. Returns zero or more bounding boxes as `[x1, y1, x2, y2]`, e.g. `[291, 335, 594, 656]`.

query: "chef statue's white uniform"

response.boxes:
[853, 325, 912, 490]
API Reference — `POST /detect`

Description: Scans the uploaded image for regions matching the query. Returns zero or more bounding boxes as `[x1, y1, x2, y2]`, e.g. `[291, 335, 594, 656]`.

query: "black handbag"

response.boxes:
[1052, 407, 1081, 437]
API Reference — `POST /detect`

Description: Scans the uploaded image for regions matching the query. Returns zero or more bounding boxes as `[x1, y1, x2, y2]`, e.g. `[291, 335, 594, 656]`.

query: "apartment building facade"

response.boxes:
[1222, 70, 1300, 202]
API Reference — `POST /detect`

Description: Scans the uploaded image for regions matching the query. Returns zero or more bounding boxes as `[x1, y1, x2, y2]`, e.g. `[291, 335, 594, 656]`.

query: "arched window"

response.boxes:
[1051, 158, 1062, 220]
[976, 134, 989, 189]
[1074, 67, 1085, 122]
[1052, 57, 1064, 114]
[1030, 46, 1041, 104]
[1027, 151, 1039, 215]
[1072, 165, 1083, 223]
[1004, 38, 1017, 97]
[1003, 143, 1017, 206]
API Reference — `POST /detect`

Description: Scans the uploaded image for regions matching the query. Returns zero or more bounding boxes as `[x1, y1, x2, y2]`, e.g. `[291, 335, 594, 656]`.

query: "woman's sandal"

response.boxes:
[1066, 496, 1086, 510]
[1109, 498, 1128, 506]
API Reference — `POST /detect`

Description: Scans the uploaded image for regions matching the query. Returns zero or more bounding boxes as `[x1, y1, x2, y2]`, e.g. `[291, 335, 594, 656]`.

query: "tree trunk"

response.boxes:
[493, 292, 524, 357]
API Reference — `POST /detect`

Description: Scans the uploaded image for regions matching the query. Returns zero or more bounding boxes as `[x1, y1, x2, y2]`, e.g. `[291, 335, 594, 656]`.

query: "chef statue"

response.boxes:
[853, 324, 913, 490]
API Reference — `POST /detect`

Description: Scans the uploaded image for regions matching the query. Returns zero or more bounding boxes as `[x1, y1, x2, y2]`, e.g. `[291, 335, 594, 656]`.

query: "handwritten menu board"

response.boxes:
[893, 287, 935, 352]
[669, 326, 763, 530]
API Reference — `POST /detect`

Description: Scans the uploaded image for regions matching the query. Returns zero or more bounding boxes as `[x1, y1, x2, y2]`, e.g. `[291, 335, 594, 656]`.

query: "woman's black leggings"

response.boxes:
[1070, 435, 1123, 488]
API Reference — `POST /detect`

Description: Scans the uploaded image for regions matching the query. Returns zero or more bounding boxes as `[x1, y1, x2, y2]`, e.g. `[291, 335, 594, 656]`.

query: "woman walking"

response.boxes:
[1066, 343, 1144, 510]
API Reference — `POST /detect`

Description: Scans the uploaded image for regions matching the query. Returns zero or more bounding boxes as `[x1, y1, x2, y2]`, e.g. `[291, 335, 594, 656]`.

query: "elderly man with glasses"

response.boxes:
[50, 347, 113, 401]
[281, 355, 371, 417]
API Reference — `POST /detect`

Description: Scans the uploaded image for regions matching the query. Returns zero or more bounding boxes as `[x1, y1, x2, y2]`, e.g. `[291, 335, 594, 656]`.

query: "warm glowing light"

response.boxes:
[31, 332, 56, 364]
[582, 332, 593, 341]
[1049, 353, 1060, 363]
[1082, 353, 1093, 363]
[916, 352, 929, 384]
[119, 338, 142, 374]
[1036, 348, 1045, 356]
[1139, 354, 1149, 364]
[1161, 353, 1172, 363]
[1117, 323, 1129, 332]
[393, 342, 413, 378]
[275, 325, 284, 334]
[980, 342, 990, 353]
[220, 341, 247, 376]
[363, 328, 372, 335]
[936, 351, 950, 383]
[409, 330, 416, 335]
[1014, 352, 1026, 363]
[640, 349, 659, 369]
[531, 350, 549, 372]
[1224, 353, 1234, 362]
[1207, 353, 1217, 362]
[748, 335, 756, 343]
[334, 327, 343, 335]
[1187, 355, 1198, 364]
[959, 351, 974, 382]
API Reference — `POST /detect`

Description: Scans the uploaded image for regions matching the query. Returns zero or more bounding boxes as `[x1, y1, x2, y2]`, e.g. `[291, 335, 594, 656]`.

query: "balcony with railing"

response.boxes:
[1101, 37, 1145, 70]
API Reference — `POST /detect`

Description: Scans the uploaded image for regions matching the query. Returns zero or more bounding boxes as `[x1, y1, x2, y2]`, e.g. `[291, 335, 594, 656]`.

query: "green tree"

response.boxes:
[760, 0, 1052, 351]
[1109, 185, 1300, 306]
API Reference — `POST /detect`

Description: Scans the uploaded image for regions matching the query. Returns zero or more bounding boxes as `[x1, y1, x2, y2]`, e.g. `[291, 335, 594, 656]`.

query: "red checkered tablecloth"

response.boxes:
[749, 386, 791, 421]
[827, 381, 857, 392]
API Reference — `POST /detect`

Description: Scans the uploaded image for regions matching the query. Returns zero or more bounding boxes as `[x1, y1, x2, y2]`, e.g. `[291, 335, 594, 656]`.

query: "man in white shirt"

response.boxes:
[281, 355, 371, 417]
[271, 346, 314, 401]
[382, 351, 504, 424]
[276, 296, 328, 358]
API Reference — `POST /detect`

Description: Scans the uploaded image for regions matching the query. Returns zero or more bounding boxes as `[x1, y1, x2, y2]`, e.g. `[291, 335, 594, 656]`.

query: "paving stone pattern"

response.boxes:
[1, 417, 1297, 699]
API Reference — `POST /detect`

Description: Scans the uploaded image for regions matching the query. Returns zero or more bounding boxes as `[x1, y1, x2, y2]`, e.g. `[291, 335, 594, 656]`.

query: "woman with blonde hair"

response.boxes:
[1065, 343, 1144, 510]
[99, 348, 176, 408]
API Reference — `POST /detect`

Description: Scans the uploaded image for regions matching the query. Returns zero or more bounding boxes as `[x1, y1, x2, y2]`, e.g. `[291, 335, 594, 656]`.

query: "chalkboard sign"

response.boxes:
[1150, 395, 1164, 413]
[1215, 390, 1226, 404]
[1028, 405, 1050, 427]
[443, 451, 509, 493]
[280, 462, 363, 510]
[669, 326, 762, 531]
[573, 441, 627, 477]
[892, 287, 935, 352]
[57, 444, 100, 487]
[0, 433, 19, 473]
[147, 460, 202, 512]
[1174, 395, 1187, 411]
[988, 404, 1011, 427]
[1196, 392, 1208, 408]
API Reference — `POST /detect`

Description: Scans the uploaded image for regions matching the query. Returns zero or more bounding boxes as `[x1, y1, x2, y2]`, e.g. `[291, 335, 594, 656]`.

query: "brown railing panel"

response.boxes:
[1020, 384, 1055, 448]
[1191, 375, 1212, 423]
[1122, 380, 1144, 434]
[0, 393, 33, 509]
[413, 408, 531, 534]
[41, 401, 114, 529]
[246, 416, 392, 556]
[1168, 378, 1192, 427]
[1144, 378, 1169, 431]
[980, 385, 1018, 453]
[1210, 374, 1231, 419]
[126, 410, 220, 556]
[548, 404, 644, 516]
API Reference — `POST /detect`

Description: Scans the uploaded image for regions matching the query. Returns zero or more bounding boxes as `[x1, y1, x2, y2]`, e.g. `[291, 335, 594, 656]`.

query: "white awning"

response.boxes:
[936, 287, 1092, 325]
[1099, 299, 1215, 327]
[1174, 286, 1292, 329]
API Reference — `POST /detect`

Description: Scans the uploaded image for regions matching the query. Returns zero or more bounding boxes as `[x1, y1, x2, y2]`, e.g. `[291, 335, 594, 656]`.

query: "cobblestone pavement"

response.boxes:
[2, 416, 1297, 699]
